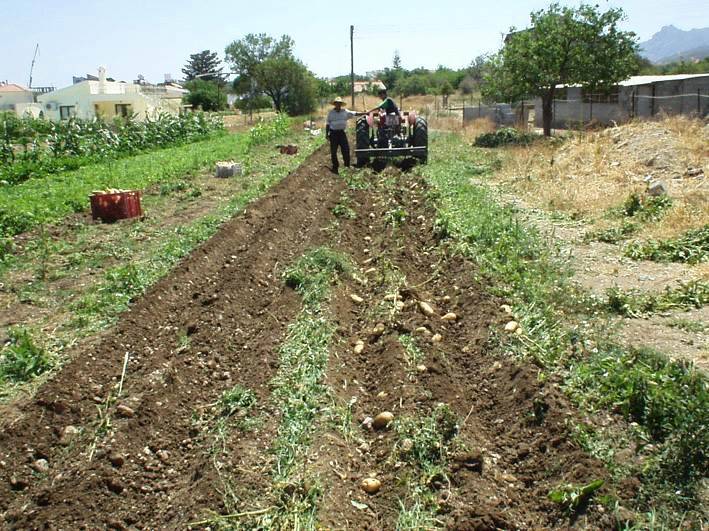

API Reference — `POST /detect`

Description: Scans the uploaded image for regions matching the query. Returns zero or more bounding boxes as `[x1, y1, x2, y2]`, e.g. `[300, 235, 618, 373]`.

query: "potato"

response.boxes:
[372, 411, 394, 429]
[361, 477, 381, 494]
[350, 294, 364, 304]
[504, 321, 519, 333]
[418, 301, 435, 317]
[354, 340, 365, 354]
[441, 312, 457, 322]
[371, 323, 386, 337]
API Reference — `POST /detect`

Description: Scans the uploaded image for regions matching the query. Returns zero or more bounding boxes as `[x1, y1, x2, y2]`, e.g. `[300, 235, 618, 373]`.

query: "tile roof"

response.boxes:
[0, 83, 31, 93]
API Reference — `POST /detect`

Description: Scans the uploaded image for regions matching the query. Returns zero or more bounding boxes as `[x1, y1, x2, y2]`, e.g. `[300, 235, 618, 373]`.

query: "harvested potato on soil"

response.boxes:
[372, 411, 394, 429]
[371, 323, 386, 337]
[361, 477, 381, 494]
[418, 301, 435, 316]
[505, 321, 519, 333]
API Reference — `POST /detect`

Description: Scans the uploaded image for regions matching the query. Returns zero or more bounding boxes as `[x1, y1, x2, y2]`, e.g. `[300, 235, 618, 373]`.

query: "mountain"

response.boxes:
[640, 25, 709, 64]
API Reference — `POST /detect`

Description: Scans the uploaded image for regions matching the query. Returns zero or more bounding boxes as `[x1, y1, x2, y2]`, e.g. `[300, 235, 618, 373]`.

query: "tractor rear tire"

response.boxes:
[356, 117, 370, 167]
[413, 117, 428, 164]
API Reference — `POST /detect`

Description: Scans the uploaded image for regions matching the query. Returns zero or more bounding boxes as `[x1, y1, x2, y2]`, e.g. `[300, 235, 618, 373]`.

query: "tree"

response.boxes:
[182, 50, 224, 83]
[184, 79, 227, 111]
[225, 33, 294, 96]
[254, 56, 316, 115]
[224, 33, 314, 115]
[393, 50, 402, 70]
[483, 3, 638, 136]
[439, 80, 453, 107]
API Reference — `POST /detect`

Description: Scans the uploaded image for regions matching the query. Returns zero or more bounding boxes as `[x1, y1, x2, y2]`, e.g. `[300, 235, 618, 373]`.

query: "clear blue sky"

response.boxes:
[2, 0, 707, 88]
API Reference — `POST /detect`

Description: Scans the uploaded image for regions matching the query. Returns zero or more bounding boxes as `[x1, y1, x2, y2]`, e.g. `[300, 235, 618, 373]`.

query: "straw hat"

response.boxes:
[331, 96, 346, 106]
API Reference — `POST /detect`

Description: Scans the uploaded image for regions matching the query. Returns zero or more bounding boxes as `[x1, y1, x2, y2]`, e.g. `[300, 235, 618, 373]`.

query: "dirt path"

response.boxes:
[0, 147, 618, 529]
[478, 183, 708, 371]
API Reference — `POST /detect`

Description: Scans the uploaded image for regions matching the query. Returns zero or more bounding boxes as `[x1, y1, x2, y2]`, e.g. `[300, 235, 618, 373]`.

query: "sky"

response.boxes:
[2, 0, 708, 88]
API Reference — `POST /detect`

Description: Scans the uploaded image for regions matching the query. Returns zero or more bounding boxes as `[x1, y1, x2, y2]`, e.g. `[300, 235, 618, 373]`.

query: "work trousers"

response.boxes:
[329, 130, 350, 170]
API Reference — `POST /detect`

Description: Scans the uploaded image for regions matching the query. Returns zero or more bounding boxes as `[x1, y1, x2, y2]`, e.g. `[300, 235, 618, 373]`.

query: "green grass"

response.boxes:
[399, 334, 425, 375]
[619, 193, 672, 222]
[667, 318, 706, 333]
[392, 404, 459, 530]
[0, 132, 248, 238]
[418, 133, 708, 528]
[625, 225, 709, 264]
[212, 385, 258, 450]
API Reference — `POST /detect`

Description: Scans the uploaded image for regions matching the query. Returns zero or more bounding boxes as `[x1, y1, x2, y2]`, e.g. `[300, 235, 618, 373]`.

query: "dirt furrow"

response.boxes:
[0, 146, 344, 529]
[0, 149, 623, 530]
[306, 167, 616, 529]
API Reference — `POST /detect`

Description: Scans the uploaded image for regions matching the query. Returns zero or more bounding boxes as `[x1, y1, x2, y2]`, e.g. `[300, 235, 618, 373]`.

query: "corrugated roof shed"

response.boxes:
[619, 74, 709, 86]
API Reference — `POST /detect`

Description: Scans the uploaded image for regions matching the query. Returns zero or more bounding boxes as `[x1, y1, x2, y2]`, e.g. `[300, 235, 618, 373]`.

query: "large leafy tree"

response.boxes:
[224, 33, 315, 115]
[183, 79, 227, 111]
[483, 3, 638, 136]
[182, 50, 224, 83]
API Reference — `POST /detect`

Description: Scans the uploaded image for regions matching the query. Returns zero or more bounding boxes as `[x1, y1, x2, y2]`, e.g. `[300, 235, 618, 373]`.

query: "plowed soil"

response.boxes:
[0, 146, 620, 529]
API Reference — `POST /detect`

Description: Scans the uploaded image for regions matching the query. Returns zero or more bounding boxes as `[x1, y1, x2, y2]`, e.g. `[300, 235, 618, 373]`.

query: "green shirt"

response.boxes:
[376, 97, 398, 114]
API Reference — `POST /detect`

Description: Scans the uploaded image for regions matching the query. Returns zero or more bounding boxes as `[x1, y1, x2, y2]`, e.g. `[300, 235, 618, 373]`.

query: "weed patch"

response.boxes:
[625, 225, 709, 264]
[605, 281, 708, 318]
[0, 328, 52, 384]
[473, 127, 539, 148]
[584, 221, 638, 244]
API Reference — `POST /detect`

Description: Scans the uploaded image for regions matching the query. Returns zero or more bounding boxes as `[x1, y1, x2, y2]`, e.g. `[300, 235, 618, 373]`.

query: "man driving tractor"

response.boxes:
[366, 88, 399, 115]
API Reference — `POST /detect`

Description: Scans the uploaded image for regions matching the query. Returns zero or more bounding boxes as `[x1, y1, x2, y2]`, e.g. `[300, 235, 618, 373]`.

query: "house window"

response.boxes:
[115, 104, 132, 118]
[59, 105, 76, 120]
[582, 87, 619, 104]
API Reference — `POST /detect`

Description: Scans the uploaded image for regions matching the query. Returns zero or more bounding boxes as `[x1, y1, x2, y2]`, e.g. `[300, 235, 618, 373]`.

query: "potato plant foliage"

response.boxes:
[0, 112, 223, 185]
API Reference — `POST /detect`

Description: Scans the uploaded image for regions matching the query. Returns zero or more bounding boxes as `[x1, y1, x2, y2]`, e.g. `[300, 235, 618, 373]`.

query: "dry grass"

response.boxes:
[493, 116, 709, 239]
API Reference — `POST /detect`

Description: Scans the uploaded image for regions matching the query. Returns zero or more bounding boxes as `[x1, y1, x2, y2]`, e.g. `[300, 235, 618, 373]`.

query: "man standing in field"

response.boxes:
[326, 97, 357, 174]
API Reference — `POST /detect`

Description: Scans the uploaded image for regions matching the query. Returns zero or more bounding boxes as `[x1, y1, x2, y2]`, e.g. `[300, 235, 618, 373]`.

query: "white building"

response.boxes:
[37, 68, 189, 122]
[0, 83, 42, 117]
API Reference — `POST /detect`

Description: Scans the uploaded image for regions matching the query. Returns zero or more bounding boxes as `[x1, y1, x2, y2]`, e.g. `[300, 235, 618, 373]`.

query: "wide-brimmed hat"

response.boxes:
[331, 97, 346, 105]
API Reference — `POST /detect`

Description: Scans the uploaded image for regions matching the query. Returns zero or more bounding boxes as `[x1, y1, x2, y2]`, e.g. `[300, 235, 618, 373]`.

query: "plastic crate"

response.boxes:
[90, 191, 142, 223]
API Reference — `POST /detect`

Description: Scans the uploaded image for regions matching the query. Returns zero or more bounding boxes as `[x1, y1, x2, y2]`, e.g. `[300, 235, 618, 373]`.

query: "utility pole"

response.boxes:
[350, 25, 355, 108]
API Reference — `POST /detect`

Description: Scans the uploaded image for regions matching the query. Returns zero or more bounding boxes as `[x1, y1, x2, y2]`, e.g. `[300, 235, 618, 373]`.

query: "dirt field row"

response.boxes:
[0, 145, 625, 529]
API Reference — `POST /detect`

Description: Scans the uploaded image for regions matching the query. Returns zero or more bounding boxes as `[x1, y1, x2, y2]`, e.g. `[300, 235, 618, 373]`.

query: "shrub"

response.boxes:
[473, 127, 538, 147]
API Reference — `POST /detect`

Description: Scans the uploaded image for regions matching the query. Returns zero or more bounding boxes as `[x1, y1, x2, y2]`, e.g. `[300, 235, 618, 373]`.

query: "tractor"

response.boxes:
[354, 109, 428, 166]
